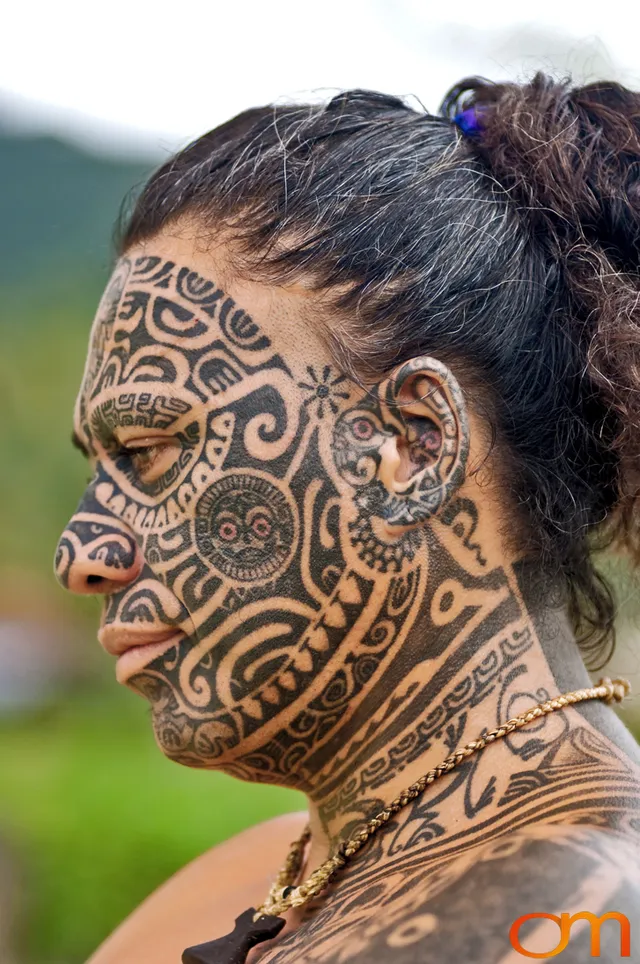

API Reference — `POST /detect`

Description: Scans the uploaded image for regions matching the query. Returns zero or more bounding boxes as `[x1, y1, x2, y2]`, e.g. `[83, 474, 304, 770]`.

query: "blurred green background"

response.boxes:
[0, 130, 302, 964]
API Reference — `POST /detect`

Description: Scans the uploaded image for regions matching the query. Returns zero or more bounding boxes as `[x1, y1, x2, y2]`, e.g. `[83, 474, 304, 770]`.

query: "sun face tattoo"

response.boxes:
[54, 250, 467, 791]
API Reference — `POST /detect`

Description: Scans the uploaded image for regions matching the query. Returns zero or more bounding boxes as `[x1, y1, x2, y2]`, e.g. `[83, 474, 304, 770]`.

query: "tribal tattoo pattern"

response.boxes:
[259, 823, 640, 963]
[55, 239, 640, 964]
[55, 249, 469, 792]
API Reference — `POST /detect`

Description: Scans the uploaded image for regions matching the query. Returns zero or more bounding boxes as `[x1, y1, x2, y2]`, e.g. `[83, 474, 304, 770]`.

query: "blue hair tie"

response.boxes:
[453, 105, 484, 138]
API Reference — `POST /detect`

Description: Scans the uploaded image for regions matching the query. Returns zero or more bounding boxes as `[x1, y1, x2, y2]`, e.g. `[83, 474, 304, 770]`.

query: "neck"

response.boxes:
[301, 526, 628, 870]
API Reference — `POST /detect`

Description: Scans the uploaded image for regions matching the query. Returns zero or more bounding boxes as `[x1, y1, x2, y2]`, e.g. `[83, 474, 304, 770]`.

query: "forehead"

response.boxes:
[76, 229, 328, 425]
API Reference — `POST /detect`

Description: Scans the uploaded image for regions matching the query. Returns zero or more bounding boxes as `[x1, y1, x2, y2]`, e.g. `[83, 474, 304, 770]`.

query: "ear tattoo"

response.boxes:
[332, 357, 468, 572]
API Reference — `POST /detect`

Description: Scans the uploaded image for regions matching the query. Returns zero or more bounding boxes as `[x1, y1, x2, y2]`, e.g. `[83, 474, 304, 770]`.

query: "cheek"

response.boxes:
[194, 473, 298, 583]
[253, 520, 271, 539]
[248, 511, 275, 540]
[217, 520, 239, 542]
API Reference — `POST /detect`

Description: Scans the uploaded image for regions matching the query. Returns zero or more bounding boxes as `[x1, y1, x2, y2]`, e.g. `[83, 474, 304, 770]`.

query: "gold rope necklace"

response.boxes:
[182, 676, 631, 964]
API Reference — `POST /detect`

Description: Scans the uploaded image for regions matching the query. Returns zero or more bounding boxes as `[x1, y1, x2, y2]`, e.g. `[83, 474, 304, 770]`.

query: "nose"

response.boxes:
[55, 512, 143, 595]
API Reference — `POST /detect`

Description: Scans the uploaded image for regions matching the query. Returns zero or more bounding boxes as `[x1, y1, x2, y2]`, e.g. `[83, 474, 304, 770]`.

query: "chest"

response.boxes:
[209, 857, 454, 964]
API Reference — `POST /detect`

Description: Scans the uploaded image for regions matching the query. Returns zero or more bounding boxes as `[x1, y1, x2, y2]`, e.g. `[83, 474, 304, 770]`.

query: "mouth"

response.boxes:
[98, 626, 184, 684]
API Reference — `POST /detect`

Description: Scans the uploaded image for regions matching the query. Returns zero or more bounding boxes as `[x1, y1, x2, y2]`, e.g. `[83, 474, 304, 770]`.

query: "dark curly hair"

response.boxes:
[119, 72, 640, 671]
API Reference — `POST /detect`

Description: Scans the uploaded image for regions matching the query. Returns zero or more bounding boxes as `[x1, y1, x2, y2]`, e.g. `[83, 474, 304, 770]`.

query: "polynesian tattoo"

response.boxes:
[55, 251, 470, 793]
[256, 823, 640, 963]
[56, 250, 640, 963]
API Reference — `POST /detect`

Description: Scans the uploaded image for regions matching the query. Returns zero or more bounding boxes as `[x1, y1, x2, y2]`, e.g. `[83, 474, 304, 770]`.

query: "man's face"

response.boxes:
[55, 230, 425, 788]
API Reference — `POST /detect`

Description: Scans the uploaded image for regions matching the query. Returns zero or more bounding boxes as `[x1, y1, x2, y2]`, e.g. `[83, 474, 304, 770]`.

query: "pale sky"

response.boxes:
[2, 0, 639, 157]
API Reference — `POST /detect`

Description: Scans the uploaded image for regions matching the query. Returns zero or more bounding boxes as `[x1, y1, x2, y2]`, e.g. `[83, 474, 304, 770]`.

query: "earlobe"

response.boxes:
[379, 357, 469, 528]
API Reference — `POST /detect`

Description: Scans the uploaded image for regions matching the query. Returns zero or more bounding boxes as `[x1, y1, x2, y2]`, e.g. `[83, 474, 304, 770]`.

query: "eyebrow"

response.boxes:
[71, 430, 90, 459]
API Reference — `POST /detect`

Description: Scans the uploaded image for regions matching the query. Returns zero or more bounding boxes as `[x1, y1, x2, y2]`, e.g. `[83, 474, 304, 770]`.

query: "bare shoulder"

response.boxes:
[484, 820, 640, 866]
[87, 810, 308, 964]
[259, 822, 640, 964]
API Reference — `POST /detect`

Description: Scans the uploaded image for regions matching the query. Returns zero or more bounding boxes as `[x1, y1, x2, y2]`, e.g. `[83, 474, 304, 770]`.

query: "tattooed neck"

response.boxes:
[303, 537, 592, 852]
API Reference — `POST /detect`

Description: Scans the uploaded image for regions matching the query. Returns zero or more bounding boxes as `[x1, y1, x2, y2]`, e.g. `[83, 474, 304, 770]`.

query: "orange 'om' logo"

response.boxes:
[509, 912, 630, 958]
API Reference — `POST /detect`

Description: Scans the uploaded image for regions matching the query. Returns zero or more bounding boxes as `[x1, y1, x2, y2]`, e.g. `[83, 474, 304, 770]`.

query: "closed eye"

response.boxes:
[115, 439, 179, 484]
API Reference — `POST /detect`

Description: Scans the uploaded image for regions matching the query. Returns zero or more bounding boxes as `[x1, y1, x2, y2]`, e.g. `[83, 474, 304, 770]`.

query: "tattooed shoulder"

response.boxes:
[259, 823, 640, 963]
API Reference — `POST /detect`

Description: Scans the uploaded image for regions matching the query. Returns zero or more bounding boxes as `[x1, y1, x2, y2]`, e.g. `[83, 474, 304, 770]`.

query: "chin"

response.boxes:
[127, 659, 312, 787]
[141, 692, 272, 780]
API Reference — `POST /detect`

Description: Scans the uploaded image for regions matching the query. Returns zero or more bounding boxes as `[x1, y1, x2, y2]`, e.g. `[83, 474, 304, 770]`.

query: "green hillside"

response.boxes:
[0, 131, 153, 585]
[0, 129, 152, 287]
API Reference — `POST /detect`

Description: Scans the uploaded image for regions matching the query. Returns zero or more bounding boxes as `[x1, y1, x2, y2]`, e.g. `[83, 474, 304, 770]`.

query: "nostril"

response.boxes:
[86, 574, 104, 585]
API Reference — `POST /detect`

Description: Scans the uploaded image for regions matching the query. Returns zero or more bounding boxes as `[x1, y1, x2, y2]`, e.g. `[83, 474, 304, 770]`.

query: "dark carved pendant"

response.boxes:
[182, 908, 286, 964]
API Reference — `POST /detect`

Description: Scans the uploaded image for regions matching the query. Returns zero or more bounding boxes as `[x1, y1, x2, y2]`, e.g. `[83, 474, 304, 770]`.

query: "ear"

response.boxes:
[378, 356, 469, 528]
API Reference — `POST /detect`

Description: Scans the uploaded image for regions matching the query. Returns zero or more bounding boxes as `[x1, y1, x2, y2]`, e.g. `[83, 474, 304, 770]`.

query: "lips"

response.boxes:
[98, 625, 184, 685]
[98, 625, 181, 656]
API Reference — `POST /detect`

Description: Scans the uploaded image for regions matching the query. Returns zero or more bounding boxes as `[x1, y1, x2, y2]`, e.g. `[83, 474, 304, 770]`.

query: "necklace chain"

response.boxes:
[254, 676, 631, 921]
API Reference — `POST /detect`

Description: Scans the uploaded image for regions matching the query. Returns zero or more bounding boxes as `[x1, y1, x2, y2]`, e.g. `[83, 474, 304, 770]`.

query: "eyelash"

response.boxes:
[116, 442, 161, 474]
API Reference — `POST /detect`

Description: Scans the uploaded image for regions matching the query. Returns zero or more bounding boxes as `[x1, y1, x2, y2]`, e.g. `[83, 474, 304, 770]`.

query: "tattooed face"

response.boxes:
[54, 231, 467, 788]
